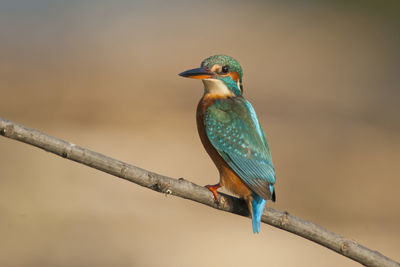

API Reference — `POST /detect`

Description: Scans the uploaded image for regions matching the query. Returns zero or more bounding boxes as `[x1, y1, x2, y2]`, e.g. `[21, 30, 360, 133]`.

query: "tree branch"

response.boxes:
[0, 118, 398, 267]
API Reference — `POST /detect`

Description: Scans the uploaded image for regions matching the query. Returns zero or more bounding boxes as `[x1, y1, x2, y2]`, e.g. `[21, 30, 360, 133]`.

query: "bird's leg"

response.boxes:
[205, 183, 222, 201]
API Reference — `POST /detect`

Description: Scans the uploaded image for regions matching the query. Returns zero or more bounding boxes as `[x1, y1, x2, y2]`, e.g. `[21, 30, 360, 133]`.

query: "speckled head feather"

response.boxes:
[201, 55, 243, 78]
[201, 55, 243, 92]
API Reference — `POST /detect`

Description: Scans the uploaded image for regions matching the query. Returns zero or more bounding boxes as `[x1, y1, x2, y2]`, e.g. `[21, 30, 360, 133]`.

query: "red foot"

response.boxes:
[205, 183, 222, 201]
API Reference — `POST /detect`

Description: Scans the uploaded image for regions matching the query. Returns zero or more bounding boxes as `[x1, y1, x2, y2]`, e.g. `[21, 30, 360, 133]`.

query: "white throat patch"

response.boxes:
[202, 79, 234, 97]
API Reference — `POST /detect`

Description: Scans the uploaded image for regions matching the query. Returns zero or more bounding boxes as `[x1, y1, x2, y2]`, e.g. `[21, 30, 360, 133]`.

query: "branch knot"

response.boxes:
[280, 211, 289, 227]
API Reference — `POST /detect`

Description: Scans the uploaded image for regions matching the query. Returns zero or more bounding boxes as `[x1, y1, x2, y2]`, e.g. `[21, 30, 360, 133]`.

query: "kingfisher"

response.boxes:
[179, 55, 276, 233]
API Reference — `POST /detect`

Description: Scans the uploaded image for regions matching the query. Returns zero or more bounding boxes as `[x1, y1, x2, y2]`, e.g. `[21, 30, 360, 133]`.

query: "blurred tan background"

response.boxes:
[1, 1, 399, 266]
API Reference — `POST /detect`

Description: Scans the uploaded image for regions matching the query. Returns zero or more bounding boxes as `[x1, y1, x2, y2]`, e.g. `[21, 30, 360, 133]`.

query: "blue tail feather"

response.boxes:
[251, 194, 267, 234]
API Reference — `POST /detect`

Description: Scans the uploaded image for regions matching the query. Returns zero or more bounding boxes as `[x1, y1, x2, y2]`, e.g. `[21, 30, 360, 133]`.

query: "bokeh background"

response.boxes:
[1, 1, 399, 266]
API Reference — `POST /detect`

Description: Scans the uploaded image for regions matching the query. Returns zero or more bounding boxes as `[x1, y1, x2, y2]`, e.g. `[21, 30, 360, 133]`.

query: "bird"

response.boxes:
[179, 55, 276, 233]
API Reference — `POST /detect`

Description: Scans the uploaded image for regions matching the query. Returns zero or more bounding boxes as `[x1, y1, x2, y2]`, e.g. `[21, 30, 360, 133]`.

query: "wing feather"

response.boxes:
[205, 97, 275, 200]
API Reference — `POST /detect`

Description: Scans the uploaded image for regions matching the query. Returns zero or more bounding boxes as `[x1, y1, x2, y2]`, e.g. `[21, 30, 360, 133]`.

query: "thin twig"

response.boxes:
[0, 118, 398, 267]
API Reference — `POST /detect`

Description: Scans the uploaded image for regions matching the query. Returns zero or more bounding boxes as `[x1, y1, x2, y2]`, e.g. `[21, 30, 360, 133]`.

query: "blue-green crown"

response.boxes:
[201, 55, 243, 79]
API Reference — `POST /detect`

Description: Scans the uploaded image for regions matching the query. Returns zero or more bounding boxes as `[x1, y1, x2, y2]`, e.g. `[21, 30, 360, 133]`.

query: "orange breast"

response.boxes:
[196, 94, 252, 200]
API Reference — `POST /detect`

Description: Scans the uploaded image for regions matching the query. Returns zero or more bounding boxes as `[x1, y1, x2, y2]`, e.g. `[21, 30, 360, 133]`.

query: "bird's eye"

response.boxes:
[221, 65, 229, 74]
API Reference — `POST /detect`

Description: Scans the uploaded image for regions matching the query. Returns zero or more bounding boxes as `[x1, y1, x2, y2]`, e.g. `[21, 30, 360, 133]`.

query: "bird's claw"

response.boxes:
[205, 183, 222, 203]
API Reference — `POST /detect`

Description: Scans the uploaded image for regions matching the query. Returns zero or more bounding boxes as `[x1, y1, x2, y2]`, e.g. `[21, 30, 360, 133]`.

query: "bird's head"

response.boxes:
[179, 55, 243, 97]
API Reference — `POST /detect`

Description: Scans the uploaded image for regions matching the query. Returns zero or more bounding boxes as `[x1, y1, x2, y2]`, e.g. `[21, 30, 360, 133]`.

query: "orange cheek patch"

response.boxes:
[228, 72, 239, 82]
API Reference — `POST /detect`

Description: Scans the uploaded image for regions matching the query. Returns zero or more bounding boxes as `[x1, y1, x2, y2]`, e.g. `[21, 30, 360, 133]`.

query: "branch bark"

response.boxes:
[0, 118, 398, 267]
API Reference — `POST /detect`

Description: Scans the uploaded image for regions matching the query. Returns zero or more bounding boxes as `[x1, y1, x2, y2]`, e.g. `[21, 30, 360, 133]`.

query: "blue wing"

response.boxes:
[204, 97, 275, 200]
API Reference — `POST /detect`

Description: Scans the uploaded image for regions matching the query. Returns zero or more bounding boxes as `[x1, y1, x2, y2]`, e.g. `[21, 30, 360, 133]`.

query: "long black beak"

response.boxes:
[178, 67, 214, 79]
